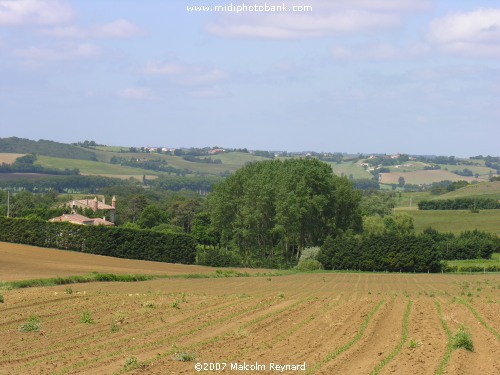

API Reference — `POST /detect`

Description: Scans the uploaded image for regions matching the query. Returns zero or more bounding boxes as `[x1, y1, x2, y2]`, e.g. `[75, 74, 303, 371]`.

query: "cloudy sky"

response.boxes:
[1, 0, 499, 156]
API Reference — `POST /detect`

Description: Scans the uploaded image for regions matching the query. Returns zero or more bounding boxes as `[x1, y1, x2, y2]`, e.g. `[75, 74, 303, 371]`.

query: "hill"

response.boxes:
[0, 137, 97, 161]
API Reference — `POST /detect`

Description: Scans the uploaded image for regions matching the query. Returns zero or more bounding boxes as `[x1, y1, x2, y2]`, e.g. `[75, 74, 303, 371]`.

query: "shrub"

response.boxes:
[296, 258, 323, 271]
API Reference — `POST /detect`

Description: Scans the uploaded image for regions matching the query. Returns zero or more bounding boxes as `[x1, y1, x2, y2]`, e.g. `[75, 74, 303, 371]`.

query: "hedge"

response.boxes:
[418, 198, 500, 210]
[0, 217, 196, 264]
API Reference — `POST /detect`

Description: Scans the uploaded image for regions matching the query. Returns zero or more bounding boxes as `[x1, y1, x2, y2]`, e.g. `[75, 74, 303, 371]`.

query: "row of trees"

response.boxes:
[0, 217, 196, 264]
[418, 198, 500, 210]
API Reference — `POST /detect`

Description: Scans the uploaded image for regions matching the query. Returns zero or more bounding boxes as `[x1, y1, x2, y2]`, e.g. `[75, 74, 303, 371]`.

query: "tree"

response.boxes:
[136, 205, 169, 229]
[398, 176, 405, 187]
[208, 158, 362, 265]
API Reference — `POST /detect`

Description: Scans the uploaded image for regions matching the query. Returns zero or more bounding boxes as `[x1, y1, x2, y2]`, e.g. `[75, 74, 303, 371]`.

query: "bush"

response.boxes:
[196, 247, 243, 267]
[295, 259, 323, 271]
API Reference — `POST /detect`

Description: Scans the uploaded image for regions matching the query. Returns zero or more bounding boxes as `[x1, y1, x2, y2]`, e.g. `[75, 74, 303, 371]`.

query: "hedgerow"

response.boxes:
[0, 217, 196, 264]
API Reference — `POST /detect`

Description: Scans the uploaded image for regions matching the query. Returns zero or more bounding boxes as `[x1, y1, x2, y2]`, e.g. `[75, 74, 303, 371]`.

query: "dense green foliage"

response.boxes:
[145, 175, 222, 193]
[318, 232, 442, 272]
[0, 175, 137, 193]
[418, 198, 500, 210]
[0, 137, 97, 161]
[208, 158, 362, 266]
[0, 217, 196, 264]
[423, 228, 499, 260]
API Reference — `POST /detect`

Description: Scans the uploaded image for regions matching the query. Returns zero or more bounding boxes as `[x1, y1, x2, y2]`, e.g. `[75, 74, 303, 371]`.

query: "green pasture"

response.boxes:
[328, 161, 372, 179]
[36, 155, 162, 177]
[446, 253, 500, 268]
[439, 181, 500, 200]
[398, 209, 500, 236]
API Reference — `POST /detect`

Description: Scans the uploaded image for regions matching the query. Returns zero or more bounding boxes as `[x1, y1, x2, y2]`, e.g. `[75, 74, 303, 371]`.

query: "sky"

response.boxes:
[0, 0, 499, 156]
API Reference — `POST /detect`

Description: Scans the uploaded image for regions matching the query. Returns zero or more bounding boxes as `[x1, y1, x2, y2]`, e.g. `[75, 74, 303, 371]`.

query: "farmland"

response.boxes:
[397, 208, 500, 236]
[0, 244, 499, 374]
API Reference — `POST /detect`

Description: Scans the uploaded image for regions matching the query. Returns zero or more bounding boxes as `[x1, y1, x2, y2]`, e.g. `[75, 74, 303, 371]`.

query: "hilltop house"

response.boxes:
[48, 196, 116, 226]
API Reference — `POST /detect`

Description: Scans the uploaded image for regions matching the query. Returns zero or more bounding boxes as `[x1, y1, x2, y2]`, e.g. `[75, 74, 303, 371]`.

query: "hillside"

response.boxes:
[0, 137, 96, 161]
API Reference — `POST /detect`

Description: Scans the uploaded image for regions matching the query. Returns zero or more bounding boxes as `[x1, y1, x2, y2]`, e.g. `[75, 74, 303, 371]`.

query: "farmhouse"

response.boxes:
[68, 196, 116, 223]
[49, 214, 114, 226]
[48, 196, 117, 226]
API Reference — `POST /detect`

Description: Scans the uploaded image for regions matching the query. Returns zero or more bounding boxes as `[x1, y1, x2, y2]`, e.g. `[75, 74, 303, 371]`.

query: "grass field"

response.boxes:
[439, 181, 500, 200]
[380, 170, 482, 185]
[397, 208, 500, 236]
[447, 253, 500, 269]
[36, 155, 161, 179]
[0, 243, 499, 374]
[328, 161, 372, 179]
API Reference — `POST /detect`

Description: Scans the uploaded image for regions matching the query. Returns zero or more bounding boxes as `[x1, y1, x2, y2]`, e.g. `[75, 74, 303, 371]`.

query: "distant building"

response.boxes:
[49, 196, 117, 226]
[68, 196, 116, 223]
[49, 214, 114, 226]
[208, 148, 225, 154]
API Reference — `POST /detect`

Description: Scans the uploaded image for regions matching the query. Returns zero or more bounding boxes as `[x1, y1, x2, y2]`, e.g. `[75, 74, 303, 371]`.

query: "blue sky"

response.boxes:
[0, 0, 499, 156]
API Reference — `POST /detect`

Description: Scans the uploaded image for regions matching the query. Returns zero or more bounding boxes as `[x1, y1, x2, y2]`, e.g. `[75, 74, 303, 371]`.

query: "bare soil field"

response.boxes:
[0, 242, 219, 281]
[0, 245, 499, 375]
[0, 153, 25, 164]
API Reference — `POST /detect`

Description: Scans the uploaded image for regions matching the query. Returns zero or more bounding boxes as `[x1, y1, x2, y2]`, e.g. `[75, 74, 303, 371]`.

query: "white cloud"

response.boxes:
[142, 61, 228, 86]
[42, 19, 146, 39]
[15, 43, 101, 61]
[206, 0, 432, 39]
[0, 0, 74, 26]
[117, 87, 155, 100]
[427, 8, 500, 57]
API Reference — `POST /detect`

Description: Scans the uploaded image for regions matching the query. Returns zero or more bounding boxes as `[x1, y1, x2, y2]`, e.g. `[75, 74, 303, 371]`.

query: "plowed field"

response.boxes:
[0, 245, 499, 375]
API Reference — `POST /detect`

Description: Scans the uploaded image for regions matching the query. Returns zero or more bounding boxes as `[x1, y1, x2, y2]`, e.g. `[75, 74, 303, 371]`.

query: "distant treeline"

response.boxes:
[418, 198, 500, 210]
[0, 175, 137, 193]
[110, 156, 188, 175]
[182, 155, 222, 164]
[0, 217, 197, 264]
[146, 175, 223, 193]
[0, 137, 97, 161]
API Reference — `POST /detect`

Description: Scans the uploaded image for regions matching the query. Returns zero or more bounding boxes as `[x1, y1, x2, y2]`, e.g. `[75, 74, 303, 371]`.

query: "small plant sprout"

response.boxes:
[173, 351, 196, 362]
[64, 287, 73, 294]
[124, 356, 139, 370]
[408, 339, 421, 349]
[171, 300, 180, 309]
[19, 315, 40, 332]
[452, 325, 474, 351]
[0, 293, 4, 303]
[80, 310, 94, 324]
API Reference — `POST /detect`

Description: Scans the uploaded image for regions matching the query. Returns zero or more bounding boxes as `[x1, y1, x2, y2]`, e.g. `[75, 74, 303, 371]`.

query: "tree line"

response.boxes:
[418, 198, 500, 210]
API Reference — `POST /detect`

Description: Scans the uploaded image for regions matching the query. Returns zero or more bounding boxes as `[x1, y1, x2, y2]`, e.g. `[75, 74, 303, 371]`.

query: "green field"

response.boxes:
[447, 253, 500, 268]
[438, 181, 500, 200]
[327, 161, 372, 179]
[398, 208, 500, 236]
[36, 155, 161, 178]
